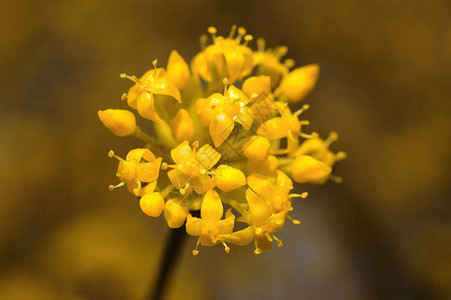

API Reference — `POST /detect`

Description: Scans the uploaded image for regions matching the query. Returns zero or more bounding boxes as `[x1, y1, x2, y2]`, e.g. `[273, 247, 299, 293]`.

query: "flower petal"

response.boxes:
[209, 113, 234, 147]
[196, 144, 221, 170]
[170, 141, 192, 165]
[200, 189, 223, 221]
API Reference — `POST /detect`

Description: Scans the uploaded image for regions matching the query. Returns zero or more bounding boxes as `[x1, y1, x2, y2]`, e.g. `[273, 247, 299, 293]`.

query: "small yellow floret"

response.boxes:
[98, 109, 136, 137]
[213, 165, 246, 192]
[275, 64, 319, 103]
[242, 135, 270, 161]
[164, 199, 189, 228]
[171, 108, 194, 142]
[140, 192, 165, 217]
[291, 155, 332, 183]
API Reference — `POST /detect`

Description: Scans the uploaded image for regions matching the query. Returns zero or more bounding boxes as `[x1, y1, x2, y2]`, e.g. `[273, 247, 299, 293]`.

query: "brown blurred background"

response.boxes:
[1, 0, 450, 299]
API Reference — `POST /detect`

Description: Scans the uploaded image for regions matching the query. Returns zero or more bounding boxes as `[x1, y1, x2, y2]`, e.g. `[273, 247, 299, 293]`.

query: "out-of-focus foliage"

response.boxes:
[1, 0, 449, 299]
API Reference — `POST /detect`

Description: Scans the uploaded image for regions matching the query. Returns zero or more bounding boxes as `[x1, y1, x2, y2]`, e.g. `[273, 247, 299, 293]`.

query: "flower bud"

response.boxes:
[291, 155, 331, 183]
[172, 108, 194, 142]
[242, 76, 271, 98]
[213, 165, 246, 192]
[140, 192, 165, 217]
[98, 109, 136, 137]
[166, 50, 191, 90]
[164, 199, 189, 228]
[242, 135, 270, 161]
[275, 64, 319, 103]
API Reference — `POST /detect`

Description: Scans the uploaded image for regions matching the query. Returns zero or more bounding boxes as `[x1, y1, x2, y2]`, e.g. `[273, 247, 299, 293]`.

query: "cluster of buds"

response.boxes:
[98, 26, 346, 255]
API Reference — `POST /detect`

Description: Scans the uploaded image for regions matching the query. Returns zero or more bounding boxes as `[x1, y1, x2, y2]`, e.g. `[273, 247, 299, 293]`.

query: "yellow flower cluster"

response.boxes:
[98, 26, 346, 255]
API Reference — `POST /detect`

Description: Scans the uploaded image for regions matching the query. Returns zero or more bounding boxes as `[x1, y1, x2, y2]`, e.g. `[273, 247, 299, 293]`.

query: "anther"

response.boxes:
[289, 192, 308, 199]
[335, 151, 347, 161]
[109, 181, 125, 191]
[192, 140, 200, 149]
[284, 58, 295, 69]
[121, 93, 127, 100]
[207, 26, 217, 42]
[276, 46, 288, 59]
[152, 59, 158, 76]
[108, 150, 115, 158]
[329, 174, 343, 183]
[223, 77, 229, 94]
[255, 227, 263, 235]
[192, 237, 201, 256]
[236, 27, 246, 42]
[221, 241, 231, 253]
[325, 131, 338, 146]
[293, 104, 310, 117]
[161, 162, 168, 170]
[243, 34, 253, 46]
[287, 214, 301, 225]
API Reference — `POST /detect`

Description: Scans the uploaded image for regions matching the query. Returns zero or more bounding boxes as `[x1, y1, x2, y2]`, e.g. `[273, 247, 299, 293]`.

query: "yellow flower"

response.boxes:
[98, 109, 136, 137]
[166, 50, 191, 90]
[257, 102, 310, 154]
[212, 165, 246, 192]
[253, 38, 293, 89]
[291, 155, 332, 184]
[275, 64, 319, 103]
[165, 141, 220, 194]
[108, 149, 162, 196]
[140, 192, 165, 217]
[196, 79, 253, 147]
[218, 188, 286, 254]
[291, 132, 347, 166]
[242, 135, 271, 161]
[186, 189, 235, 255]
[242, 75, 271, 98]
[164, 198, 189, 228]
[121, 60, 181, 124]
[171, 108, 194, 142]
[191, 26, 253, 84]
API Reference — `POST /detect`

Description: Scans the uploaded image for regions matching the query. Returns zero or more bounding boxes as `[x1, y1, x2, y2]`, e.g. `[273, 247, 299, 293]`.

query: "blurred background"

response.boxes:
[1, 0, 450, 299]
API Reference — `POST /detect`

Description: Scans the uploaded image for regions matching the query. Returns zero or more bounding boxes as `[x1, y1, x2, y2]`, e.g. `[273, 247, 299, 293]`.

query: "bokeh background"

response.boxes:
[1, 0, 450, 299]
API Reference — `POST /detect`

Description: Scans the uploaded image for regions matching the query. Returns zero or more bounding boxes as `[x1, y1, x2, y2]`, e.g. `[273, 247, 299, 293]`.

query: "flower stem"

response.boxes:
[147, 210, 200, 300]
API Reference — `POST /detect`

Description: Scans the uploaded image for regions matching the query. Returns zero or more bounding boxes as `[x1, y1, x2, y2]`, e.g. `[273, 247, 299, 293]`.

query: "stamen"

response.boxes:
[192, 141, 200, 151]
[289, 192, 308, 199]
[207, 26, 217, 43]
[275, 46, 288, 59]
[271, 234, 283, 247]
[120, 73, 140, 84]
[161, 162, 168, 170]
[293, 104, 310, 117]
[284, 58, 295, 69]
[329, 174, 343, 183]
[121, 93, 127, 100]
[264, 232, 273, 242]
[193, 237, 201, 256]
[243, 34, 253, 46]
[228, 25, 237, 38]
[108, 150, 126, 163]
[199, 34, 207, 51]
[152, 59, 158, 76]
[257, 37, 265, 52]
[335, 151, 347, 161]
[108, 181, 125, 191]
[236, 27, 246, 43]
[179, 182, 190, 195]
[282, 204, 293, 211]
[287, 214, 301, 225]
[325, 131, 338, 146]
[255, 227, 263, 235]
[254, 239, 262, 255]
[221, 241, 231, 253]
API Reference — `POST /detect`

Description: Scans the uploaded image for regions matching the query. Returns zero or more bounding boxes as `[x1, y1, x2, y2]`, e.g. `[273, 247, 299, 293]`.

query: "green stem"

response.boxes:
[133, 126, 159, 145]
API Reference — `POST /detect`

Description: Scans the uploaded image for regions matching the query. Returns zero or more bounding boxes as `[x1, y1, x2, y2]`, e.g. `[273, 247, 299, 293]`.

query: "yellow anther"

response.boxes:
[301, 192, 308, 198]
[222, 241, 231, 253]
[255, 227, 263, 235]
[192, 250, 199, 256]
[237, 27, 246, 36]
[108, 181, 125, 191]
[207, 26, 217, 34]
[257, 37, 265, 51]
[243, 34, 253, 45]
[161, 162, 168, 170]
[287, 214, 301, 225]
[199, 34, 207, 50]
[192, 140, 200, 148]
[121, 93, 127, 100]
[108, 150, 115, 158]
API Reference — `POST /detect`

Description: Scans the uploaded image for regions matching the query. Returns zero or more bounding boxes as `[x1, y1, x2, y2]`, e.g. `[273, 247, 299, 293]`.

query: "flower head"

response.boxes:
[191, 26, 254, 84]
[186, 189, 235, 255]
[108, 149, 162, 196]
